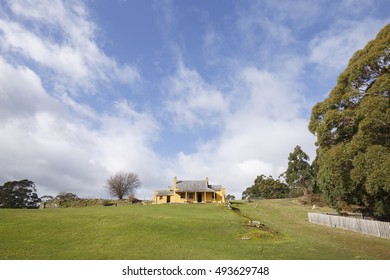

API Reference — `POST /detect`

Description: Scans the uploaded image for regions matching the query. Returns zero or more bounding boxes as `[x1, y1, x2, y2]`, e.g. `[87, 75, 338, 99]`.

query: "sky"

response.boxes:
[0, 0, 389, 199]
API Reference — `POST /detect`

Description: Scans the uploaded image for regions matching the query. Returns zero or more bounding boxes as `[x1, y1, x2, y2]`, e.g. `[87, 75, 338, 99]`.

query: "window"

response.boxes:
[159, 196, 163, 200]
[180, 193, 185, 199]
[189, 193, 194, 199]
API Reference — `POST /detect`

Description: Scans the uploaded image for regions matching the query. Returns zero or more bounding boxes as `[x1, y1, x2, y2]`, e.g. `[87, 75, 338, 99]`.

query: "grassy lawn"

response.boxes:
[0, 200, 389, 259]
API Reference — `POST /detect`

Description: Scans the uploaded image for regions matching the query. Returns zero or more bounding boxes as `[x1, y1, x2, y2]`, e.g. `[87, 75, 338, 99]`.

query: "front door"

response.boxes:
[197, 193, 202, 203]
[167, 196, 170, 203]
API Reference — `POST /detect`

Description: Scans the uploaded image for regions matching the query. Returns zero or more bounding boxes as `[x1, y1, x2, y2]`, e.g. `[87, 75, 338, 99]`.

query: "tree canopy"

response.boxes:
[106, 171, 141, 199]
[0, 179, 40, 208]
[242, 175, 289, 200]
[56, 192, 79, 201]
[309, 23, 390, 219]
[284, 145, 314, 196]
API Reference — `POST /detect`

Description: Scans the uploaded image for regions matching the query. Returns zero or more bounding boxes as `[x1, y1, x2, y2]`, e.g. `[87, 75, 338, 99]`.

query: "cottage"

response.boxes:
[154, 177, 226, 204]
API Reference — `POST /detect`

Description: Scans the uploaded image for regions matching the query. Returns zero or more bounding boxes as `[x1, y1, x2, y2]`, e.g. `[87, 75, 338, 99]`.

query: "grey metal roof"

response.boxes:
[155, 190, 174, 196]
[209, 185, 223, 191]
[176, 180, 215, 192]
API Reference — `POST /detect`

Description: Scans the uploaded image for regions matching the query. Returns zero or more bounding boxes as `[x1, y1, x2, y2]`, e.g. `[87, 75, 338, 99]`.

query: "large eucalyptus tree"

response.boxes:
[309, 24, 390, 219]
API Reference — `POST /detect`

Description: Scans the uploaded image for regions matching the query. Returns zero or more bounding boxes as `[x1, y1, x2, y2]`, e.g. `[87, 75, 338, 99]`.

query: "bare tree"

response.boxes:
[106, 171, 141, 199]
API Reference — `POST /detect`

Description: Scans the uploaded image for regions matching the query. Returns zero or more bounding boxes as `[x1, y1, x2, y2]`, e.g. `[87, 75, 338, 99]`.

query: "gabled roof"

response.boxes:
[155, 190, 174, 196]
[176, 180, 215, 192]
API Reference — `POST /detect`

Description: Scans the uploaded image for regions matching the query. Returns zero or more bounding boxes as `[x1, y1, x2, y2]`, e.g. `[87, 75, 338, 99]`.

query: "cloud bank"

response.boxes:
[0, 0, 388, 199]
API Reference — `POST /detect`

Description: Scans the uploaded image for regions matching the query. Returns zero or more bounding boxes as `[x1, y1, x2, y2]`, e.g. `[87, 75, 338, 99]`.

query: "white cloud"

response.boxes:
[309, 18, 388, 71]
[0, 58, 160, 198]
[237, 160, 275, 179]
[169, 119, 316, 197]
[167, 66, 316, 197]
[0, 0, 140, 94]
[164, 62, 229, 128]
[235, 1, 299, 49]
[1, 0, 386, 201]
[0, 110, 106, 198]
[234, 67, 304, 120]
[0, 0, 153, 198]
[0, 57, 61, 119]
[59, 94, 97, 120]
[160, 3, 388, 198]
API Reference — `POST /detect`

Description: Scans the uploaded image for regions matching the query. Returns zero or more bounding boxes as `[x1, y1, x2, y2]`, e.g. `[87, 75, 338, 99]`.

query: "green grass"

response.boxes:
[234, 199, 390, 259]
[0, 200, 389, 259]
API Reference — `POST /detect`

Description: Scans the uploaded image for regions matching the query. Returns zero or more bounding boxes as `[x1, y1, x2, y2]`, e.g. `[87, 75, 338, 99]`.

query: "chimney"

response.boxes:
[206, 177, 209, 186]
[174, 176, 177, 191]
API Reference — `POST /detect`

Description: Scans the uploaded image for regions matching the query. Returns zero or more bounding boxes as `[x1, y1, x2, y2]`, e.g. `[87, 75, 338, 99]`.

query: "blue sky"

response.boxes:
[0, 0, 389, 199]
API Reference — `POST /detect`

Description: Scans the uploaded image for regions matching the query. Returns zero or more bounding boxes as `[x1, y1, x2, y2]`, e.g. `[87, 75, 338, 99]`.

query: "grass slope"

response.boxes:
[0, 200, 389, 259]
[235, 199, 390, 259]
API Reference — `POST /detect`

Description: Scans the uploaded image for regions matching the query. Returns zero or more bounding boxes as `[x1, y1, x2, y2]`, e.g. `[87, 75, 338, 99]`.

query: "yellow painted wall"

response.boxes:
[173, 192, 185, 203]
[154, 186, 226, 204]
[155, 191, 225, 204]
[154, 194, 173, 204]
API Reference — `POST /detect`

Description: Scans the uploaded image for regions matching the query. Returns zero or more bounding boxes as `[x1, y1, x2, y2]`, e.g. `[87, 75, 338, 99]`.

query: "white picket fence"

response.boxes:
[308, 213, 390, 239]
